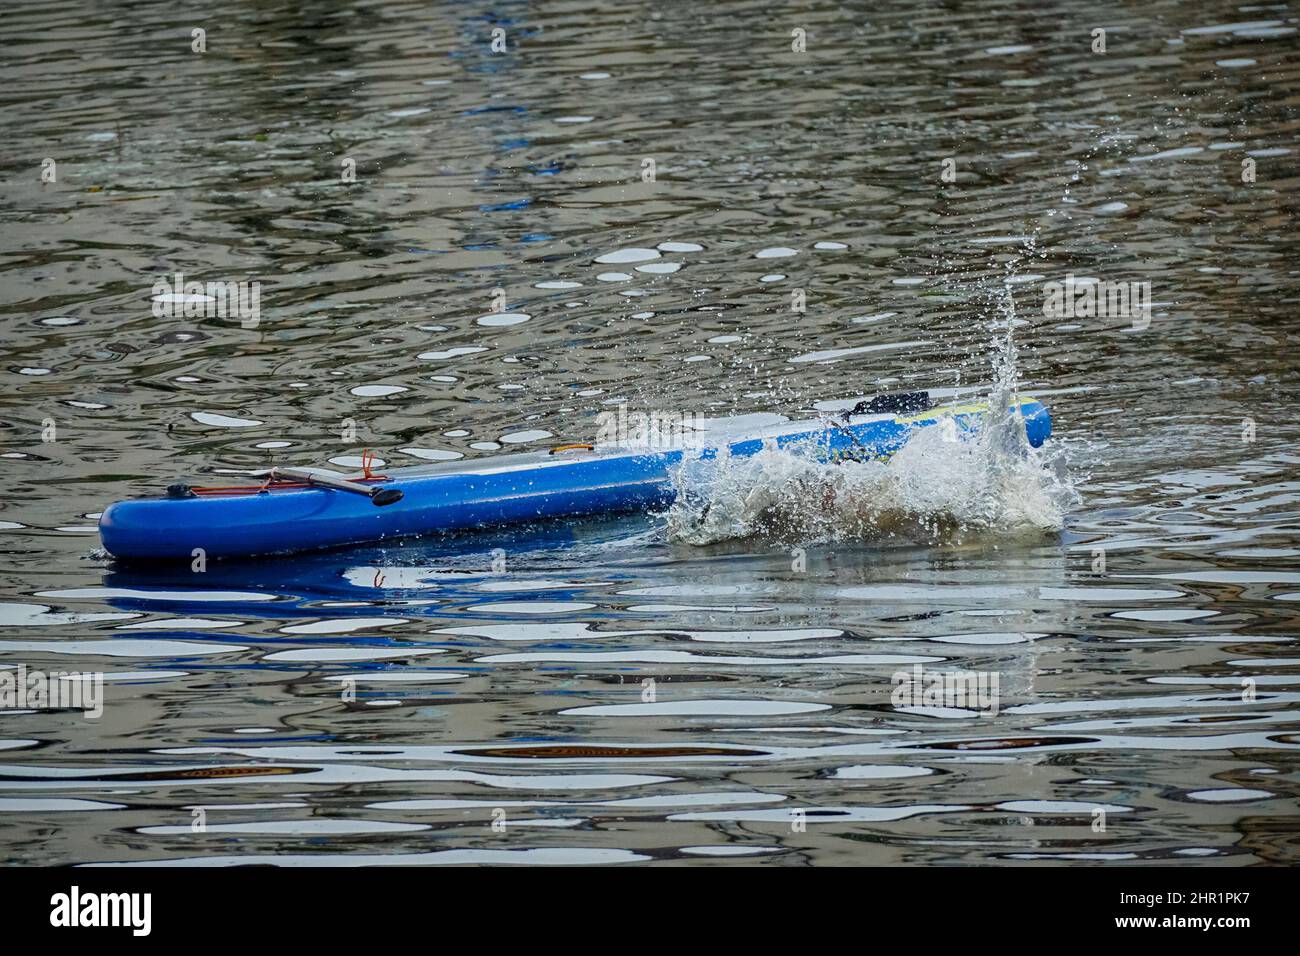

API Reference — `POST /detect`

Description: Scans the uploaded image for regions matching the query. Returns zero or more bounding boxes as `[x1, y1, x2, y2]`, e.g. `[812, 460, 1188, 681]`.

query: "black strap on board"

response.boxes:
[840, 391, 932, 421]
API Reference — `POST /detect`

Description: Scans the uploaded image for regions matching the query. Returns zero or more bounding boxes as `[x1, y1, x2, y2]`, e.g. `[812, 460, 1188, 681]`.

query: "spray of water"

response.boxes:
[664, 292, 1077, 547]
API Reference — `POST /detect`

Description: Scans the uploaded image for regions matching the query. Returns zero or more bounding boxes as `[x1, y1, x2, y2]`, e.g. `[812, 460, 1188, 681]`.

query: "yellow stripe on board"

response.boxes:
[893, 396, 1038, 426]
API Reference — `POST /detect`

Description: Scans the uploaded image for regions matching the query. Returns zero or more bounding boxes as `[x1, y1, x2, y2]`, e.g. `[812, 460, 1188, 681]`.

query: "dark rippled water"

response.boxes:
[2, 1, 1299, 865]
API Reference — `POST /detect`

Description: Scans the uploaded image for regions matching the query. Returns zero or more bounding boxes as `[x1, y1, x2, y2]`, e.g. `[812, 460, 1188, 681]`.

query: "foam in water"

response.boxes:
[664, 330, 1077, 547]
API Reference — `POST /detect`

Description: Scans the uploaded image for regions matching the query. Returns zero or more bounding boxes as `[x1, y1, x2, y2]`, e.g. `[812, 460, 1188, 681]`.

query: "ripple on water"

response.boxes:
[595, 248, 659, 264]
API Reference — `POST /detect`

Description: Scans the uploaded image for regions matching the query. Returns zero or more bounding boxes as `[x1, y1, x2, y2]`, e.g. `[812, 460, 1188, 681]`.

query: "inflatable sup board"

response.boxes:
[98, 394, 1051, 561]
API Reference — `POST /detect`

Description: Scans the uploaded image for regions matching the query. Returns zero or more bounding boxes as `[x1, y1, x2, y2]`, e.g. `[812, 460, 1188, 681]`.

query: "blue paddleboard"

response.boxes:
[98, 396, 1051, 561]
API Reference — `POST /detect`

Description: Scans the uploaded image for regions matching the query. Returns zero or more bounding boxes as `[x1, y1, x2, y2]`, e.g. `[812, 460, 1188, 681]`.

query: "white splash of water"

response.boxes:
[664, 320, 1077, 547]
